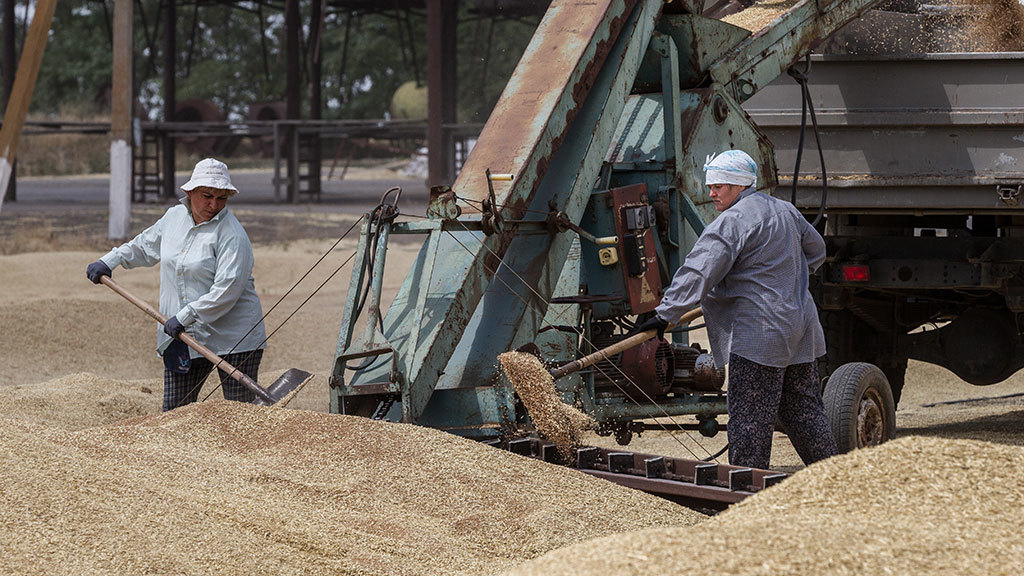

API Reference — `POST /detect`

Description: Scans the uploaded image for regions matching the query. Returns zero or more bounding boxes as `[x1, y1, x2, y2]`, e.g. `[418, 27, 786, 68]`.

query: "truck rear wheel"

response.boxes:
[822, 362, 896, 453]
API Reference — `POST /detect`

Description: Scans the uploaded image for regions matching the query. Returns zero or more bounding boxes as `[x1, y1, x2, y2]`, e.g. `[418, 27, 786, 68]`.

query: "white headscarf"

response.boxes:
[704, 150, 757, 187]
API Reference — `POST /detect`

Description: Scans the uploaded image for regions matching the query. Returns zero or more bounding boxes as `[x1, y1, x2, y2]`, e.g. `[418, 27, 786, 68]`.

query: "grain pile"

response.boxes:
[0, 400, 703, 575]
[0, 298, 164, 386]
[0, 373, 161, 430]
[722, 0, 801, 31]
[507, 435, 1024, 576]
[947, 0, 1024, 51]
[499, 351, 595, 448]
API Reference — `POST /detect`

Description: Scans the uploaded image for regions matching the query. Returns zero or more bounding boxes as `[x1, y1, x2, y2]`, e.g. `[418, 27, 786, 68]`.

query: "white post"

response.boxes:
[109, 0, 133, 239]
[109, 140, 132, 238]
[0, 0, 58, 215]
[0, 157, 11, 214]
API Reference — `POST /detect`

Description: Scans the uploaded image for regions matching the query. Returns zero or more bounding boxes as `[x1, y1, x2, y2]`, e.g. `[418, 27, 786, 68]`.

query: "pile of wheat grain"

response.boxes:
[499, 351, 595, 448]
[947, 0, 1024, 51]
[506, 435, 1024, 575]
[0, 398, 703, 575]
[0, 373, 161, 430]
[722, 0, 801, 31]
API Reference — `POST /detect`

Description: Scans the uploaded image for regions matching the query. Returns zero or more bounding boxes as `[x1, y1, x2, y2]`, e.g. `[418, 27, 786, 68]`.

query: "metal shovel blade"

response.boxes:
[253, 368, 314, 407]
[99, 276, 314, 408]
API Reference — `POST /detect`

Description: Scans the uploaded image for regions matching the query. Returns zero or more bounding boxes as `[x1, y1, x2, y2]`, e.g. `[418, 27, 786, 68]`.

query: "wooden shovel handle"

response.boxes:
[99, 276, 269, 401]
[550, 307, 704, 380]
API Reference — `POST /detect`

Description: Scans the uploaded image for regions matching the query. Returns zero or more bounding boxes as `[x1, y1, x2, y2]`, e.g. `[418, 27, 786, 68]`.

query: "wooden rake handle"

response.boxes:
[549, 307, 704, 380]
[99, 276, 270, 402]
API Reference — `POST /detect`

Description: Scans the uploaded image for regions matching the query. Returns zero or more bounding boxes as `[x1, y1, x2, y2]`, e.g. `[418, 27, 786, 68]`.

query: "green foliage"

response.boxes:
[23, 0, 538, 123]
[32, 1, 113, 115]
[321, 11, 424, 119]
[456, 13, 536, 124]
[172, 3, 285, 119]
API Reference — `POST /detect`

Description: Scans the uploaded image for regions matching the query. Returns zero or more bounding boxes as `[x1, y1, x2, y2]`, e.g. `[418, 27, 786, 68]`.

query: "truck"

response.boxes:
[744, 0, 1024, 449]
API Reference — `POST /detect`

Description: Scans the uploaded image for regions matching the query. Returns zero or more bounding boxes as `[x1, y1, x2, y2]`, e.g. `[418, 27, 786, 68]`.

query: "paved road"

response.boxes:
[3, 170, 431, 216]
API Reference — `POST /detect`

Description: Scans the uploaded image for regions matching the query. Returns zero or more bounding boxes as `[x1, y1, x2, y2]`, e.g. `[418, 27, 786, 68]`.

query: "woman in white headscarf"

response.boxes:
[635, 149, 838, 470]
[86, 158, 268, 411]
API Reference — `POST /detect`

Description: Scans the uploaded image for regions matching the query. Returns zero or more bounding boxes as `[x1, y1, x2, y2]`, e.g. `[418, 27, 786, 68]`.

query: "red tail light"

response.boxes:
[842, 265, 870, 282]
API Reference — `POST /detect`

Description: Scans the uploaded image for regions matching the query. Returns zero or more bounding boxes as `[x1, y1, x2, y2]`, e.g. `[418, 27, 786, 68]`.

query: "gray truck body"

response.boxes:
[744, 50, 1024, 401]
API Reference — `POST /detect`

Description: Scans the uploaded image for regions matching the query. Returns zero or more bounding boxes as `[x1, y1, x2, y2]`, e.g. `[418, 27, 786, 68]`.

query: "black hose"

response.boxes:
[787, 55, 828, 229]
[346, 190, 402, 372]
[702, 443, 729, 462]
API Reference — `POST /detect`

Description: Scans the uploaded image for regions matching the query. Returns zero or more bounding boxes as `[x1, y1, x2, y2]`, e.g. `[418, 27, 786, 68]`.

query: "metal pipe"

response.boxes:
[551, 308, 704, 380]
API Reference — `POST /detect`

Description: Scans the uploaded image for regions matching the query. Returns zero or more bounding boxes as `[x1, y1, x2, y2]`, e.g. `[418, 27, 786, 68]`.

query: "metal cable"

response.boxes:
[438, 228, 707, 460]
[199, 189, 400, 403]
[200, 247, 361, 403]
[445, 218, 718, 460]
[185, 215, 365, 407]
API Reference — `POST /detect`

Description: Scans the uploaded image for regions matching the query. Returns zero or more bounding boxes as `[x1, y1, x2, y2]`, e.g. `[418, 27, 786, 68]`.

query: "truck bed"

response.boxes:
[743, 52, 1024, 214]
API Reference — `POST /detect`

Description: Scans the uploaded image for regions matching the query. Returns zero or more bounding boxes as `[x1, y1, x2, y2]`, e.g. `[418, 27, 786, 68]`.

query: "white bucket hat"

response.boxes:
[704, 150, 757, 187]
[181, 158, 238, 195]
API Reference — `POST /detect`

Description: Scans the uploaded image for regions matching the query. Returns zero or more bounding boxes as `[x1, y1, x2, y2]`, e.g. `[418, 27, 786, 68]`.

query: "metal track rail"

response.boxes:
[486, 437, 787, 513]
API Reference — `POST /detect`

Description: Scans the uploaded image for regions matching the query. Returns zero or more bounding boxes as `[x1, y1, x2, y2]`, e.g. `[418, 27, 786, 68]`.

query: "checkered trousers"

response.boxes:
[162, 349, 264, 411]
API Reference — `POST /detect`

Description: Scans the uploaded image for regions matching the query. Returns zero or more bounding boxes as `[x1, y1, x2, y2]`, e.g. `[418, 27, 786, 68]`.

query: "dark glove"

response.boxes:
[635, 315, 670, 340]
[86, 260, 112, 284]
[164, 316, 185, 339]
[162, 339, 191, 374]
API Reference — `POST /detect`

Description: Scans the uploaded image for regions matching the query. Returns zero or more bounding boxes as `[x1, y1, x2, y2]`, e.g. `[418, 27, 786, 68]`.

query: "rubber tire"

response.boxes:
[822, 362, 896, 453]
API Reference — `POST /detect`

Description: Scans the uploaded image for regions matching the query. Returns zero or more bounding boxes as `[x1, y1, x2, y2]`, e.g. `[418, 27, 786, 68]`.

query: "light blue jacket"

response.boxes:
[101, 200, 267, 358]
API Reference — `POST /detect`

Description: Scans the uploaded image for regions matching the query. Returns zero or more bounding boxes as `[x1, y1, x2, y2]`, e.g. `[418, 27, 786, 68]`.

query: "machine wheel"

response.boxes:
[822, 362, 896, 453]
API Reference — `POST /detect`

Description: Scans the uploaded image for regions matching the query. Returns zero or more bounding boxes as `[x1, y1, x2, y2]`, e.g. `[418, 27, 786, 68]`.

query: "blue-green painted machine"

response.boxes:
[330, 0, 880, 442]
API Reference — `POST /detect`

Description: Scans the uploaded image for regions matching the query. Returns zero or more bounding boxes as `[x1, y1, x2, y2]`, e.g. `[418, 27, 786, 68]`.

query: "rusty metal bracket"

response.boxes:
[486, 436, 788, 512]
[997, 184, 1022, 207]
[481, 168, 507, 235]
[427, 185, 462, 220]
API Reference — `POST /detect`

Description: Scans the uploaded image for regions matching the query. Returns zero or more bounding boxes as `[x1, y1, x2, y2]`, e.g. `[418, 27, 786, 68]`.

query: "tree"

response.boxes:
[25, 0, 539, 123]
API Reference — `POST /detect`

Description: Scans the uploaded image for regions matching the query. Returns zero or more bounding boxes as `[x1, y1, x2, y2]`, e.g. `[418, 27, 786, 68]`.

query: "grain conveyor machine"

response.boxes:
[330, 0, 882, 444]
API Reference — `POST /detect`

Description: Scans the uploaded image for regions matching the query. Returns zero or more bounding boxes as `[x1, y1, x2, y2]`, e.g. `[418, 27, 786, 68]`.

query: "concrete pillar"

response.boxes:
[109, 0, 133, 239]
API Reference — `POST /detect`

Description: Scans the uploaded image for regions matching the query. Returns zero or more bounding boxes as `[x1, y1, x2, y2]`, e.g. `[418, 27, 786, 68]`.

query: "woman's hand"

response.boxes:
[164, 316, 185, 339]
[86, 261, 112, 284]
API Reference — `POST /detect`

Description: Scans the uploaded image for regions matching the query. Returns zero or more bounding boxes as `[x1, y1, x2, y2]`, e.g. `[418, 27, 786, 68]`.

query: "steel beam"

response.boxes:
[708, 0, 882, 103]
[285, 0, 301, 202]
[490, 438, 787, 512]
[162, 0, 176, 201]
[427, 0, 458, 186]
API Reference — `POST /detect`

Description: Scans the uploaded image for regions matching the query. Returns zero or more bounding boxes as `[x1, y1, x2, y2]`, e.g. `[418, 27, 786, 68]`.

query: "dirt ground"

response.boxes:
[2, 200, 1024, 471]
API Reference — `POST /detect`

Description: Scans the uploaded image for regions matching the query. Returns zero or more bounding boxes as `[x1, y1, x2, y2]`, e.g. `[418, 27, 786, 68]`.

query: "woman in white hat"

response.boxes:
[86, 158, 268, 411]
[636, 149, 837, 470]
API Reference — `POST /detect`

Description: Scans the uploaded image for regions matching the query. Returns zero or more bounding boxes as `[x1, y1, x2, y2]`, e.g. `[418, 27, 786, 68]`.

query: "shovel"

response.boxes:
[549, 307, 704, 379]
[498, 307, 705, 438]
[100, 276, 312, 406]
